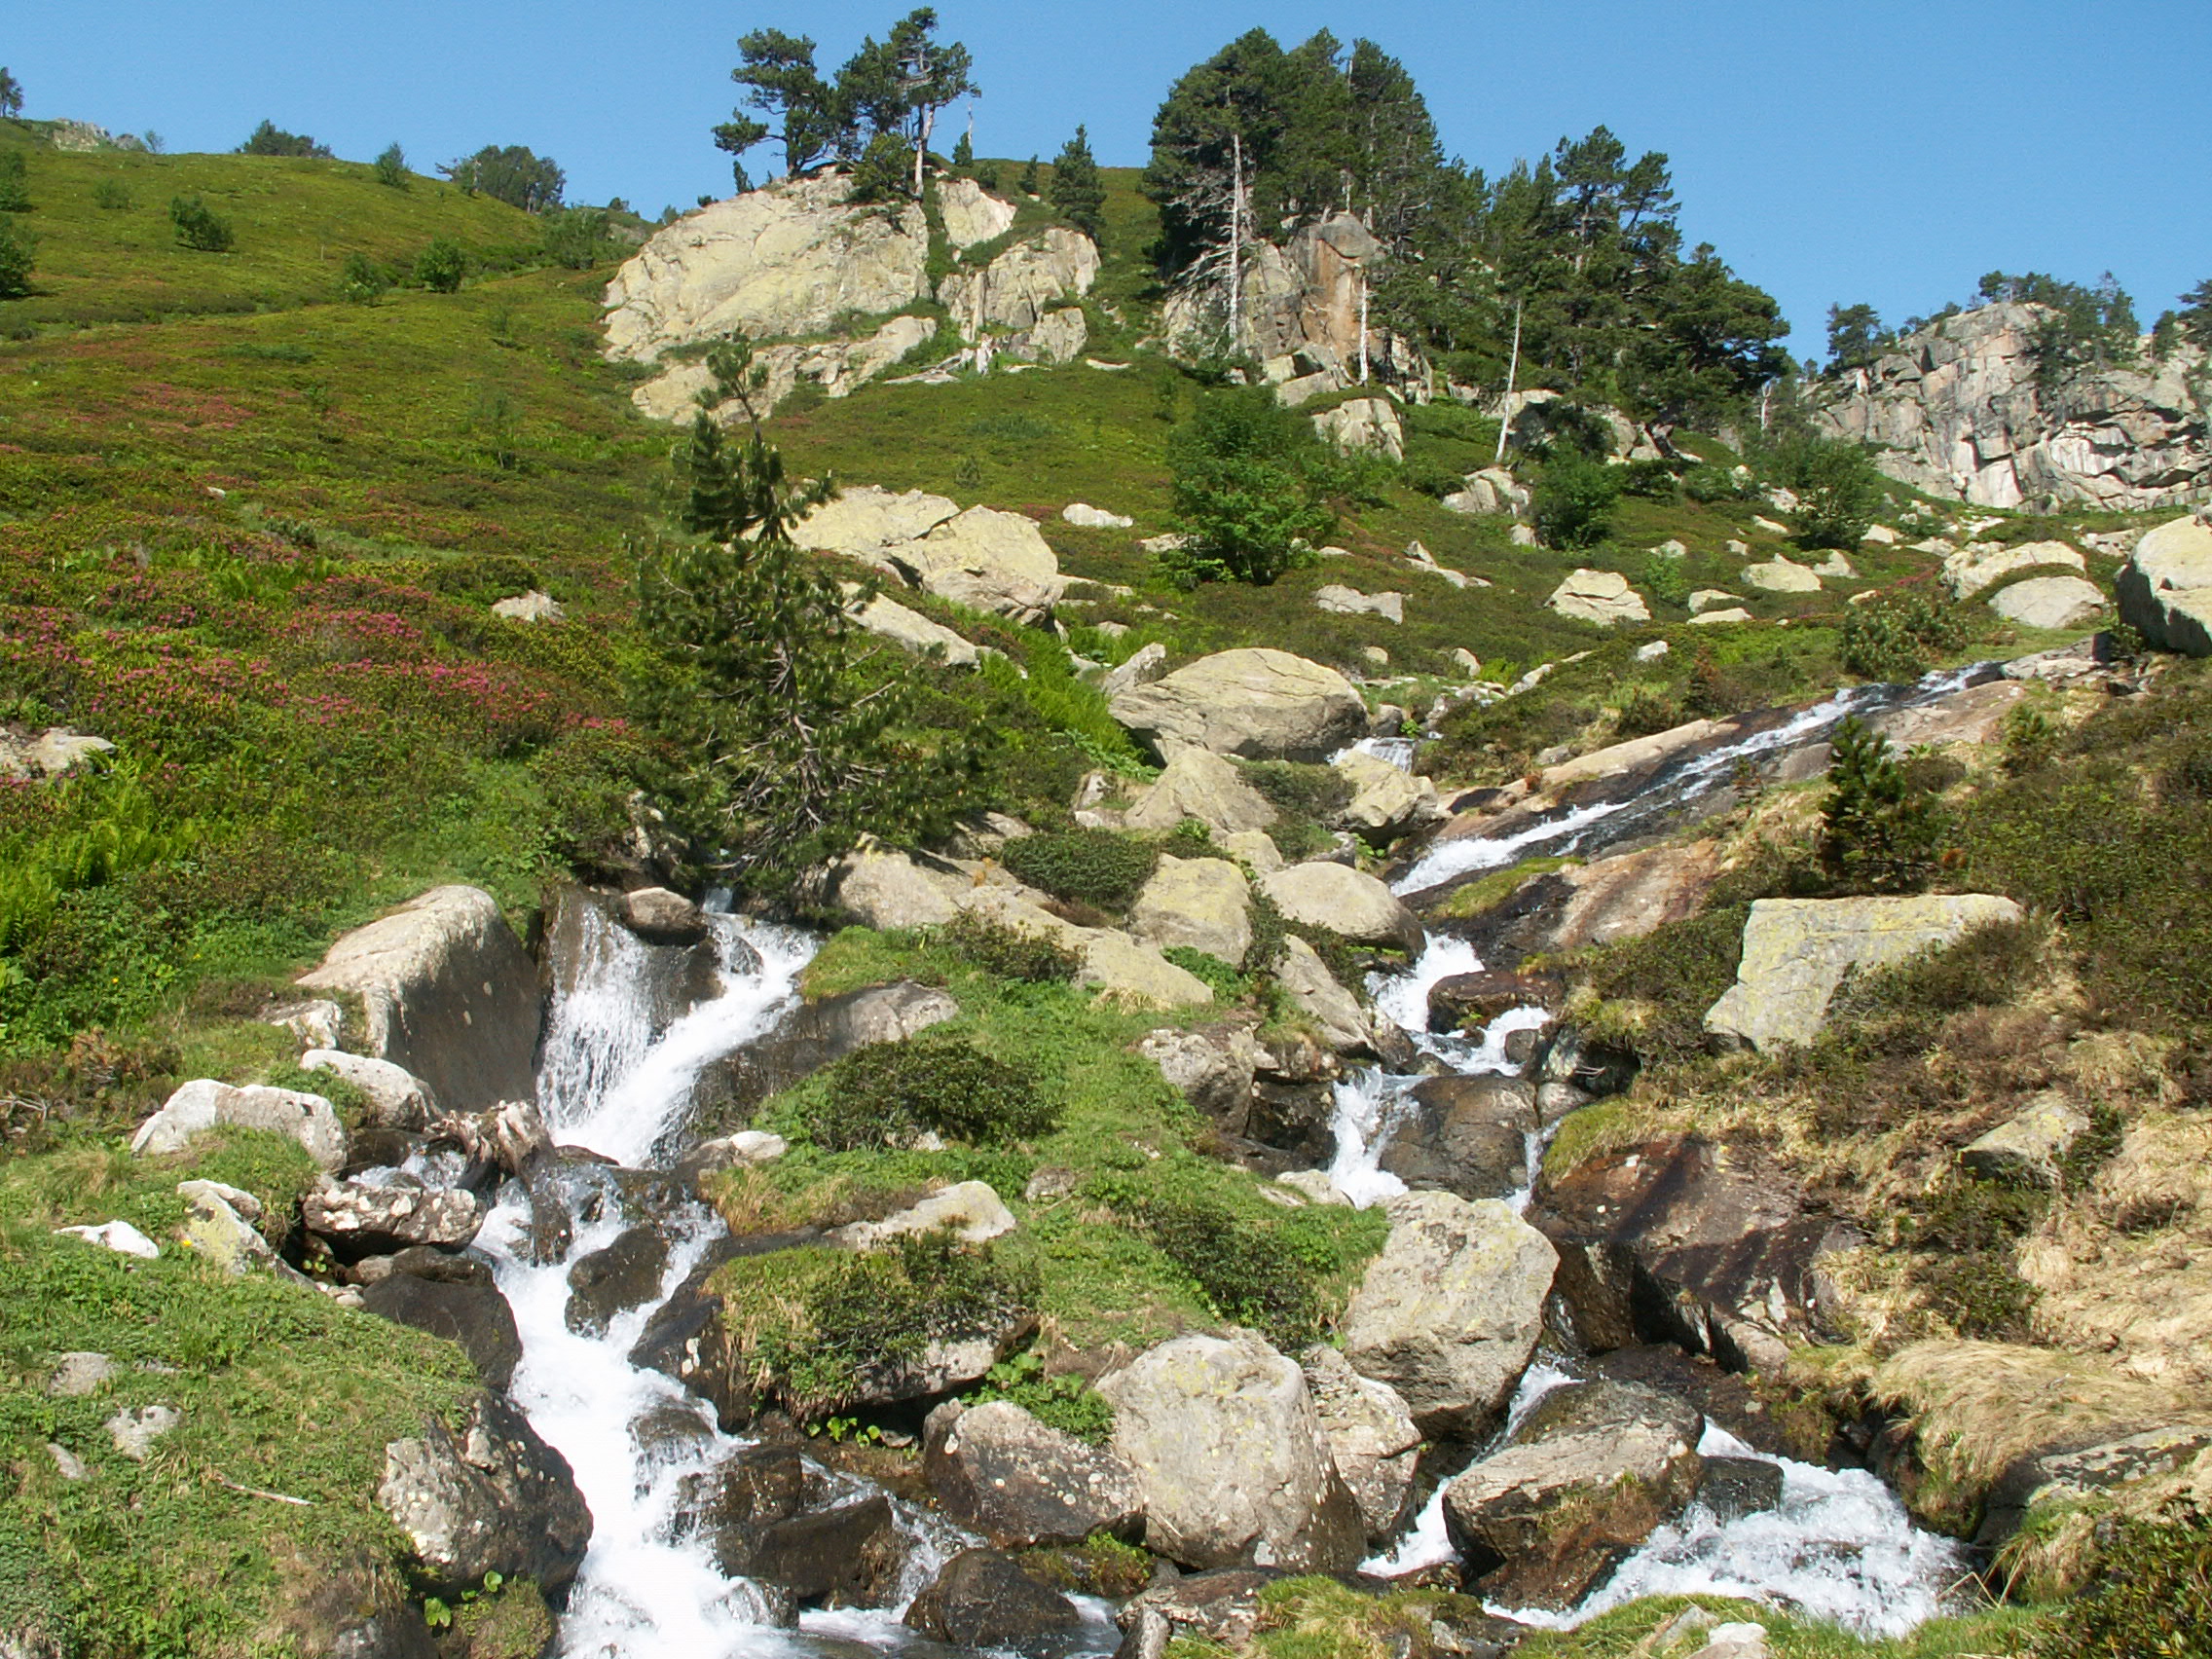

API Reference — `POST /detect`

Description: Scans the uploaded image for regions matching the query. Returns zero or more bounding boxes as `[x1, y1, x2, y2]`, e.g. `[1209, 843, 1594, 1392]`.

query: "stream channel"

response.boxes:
[412, 666, 2001, 1657]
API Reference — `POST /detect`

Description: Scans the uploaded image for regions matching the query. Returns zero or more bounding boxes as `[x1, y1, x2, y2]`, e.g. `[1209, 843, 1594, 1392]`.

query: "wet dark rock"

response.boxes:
[1245, 1081, 1335, 1161]
[565, 1224, 670, 1336]
[1698, 1456, 1785, 1521]
[903, 1547, 1083, 1646]
[629, 1270, 750, 1431]
[544, 885, 739, 1044]
[1533, 1135, 1861, 1372]
[632, 1401, 718, 1470]
[1502, 1026, 1545, 1070]
[1378, 1077, 1536, 1202]
[375, 1390, 591, 1596]
[691, 979, 958, 1130]
[1534, 1026, 1639, 1100]
[1592, 1346, 1832, 1464]
[734, 1493, 909, 1607]
[358, 1264, 522, 1390]
[342, 1128, 423, 1178]
[1113, 1567, 1288, 1659]
[1427, 971, 1563, 1033]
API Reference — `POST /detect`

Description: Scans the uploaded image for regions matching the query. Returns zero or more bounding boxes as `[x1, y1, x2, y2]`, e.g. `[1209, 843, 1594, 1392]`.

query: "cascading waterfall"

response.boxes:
[1338, 672, 1987, 1633]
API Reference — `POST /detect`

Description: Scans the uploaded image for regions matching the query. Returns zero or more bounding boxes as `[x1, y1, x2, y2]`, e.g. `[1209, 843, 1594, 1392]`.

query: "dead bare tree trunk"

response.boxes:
[1494, 296, 1525, 465]
[1228, 130, 1245, 354]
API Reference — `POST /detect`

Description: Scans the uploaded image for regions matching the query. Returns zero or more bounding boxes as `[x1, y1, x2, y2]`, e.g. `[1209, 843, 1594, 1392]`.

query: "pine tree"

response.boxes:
[951, 128, 973, 169]
[1049, 126, 1105, 240]
[1821, 717, 1945, 893]
[1018, 154, 1039, 195]
[632, 419, 976, 890]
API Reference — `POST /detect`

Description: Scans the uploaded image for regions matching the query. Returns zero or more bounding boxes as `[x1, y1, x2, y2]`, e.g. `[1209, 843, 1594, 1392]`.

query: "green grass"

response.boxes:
[1504, 1594, 2046, 1658]
[0, 1126, 478, 1655]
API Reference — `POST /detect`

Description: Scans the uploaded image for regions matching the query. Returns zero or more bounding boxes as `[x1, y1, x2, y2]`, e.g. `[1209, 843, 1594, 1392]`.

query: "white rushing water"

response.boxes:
[485, 912, 829, 1659]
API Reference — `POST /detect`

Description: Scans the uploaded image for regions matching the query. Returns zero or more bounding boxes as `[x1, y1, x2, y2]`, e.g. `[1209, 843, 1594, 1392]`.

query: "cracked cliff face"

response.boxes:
[1812, 301, 2211, 510]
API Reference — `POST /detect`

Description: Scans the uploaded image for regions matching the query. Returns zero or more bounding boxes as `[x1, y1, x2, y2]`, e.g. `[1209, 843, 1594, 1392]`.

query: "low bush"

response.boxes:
[968, 1347, 1114, 1443]
[1001, 828, 1159, 913]
[810, 1031, 1059, 1151]
[1573, 904, 1749, 1066]
[1903, 1171, 2046, 1339]
[1840, 591, 1967, 682]
[940, 910, 1081, 984]
[415, 238, 466, 292]
[1161, 946, 1247, 1001]
[1820, 716, 1948, 893]
[168, 195, 234, 252]
[2036, 1499, 2212, 1658]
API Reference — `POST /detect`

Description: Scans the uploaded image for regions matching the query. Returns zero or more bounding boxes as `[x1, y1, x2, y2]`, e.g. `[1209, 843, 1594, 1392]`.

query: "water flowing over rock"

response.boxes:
[1110, 648, 1367, 761]
[1342, 1191, 1556, 1435]
[1810, 302, 2212, 508]
[602, 173, 928, 362]
[2117, 511, 2212, 655]
[132, 1079, 347, 1171]
[298, 885, 541, 1113]
[1376, 1076, 1539, 1202]
[1704, 894, 2024, 1051]
[923, 1399, 1144, 1548]
[793, 486, 1067, 624]
[377, 1390, 592, 1596]
[1099, 1329, 1365, 1571]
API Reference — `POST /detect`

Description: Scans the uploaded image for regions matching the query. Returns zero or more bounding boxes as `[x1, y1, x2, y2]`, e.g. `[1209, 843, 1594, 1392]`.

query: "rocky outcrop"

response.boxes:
[1098, 1330, 1364, 1571]
[0, 725, 114, 781]
[1334, 750, 1443, 840]
[940, 228, 1098, 336]
[1547, 569, 1649, 626]
[1942, 538, 2086, 600]
[603, 172, 927, 362]
[298, 886, 541, 1113]
[1810, 302, 2212, 509]
[923, 1399, 1143, 1547]
[1110, 648, 1366, 762]
[2117, 511, 2212, 655]
[631, 314, 940, 423]
[1443, 1380, 1705, 1608]
[132, 1080, 347, 1171]
[1163, 213, 1427, 398]
[1704, 894, 2025, 1051]
[377, 1391, 592, 1595]
[938, 177, 1017, 250]
[1312, 398, 1405, 461]
[1342, 1191, 1557, 1435]
[793, 487, 1066, 625]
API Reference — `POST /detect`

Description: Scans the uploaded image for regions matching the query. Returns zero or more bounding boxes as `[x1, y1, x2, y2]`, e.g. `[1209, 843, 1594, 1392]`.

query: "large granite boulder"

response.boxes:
[358, 1255, 523, 1390]
[132, 1080, 347, 1171]
[937, 177, 1018, 250]
[923, 1398, 1143, 1547]
[1742, 556, 1823, 593]
[1299, 1344, 1420, 1545]
[1342, 1191, 1557, 1435]
[1989, 573, 2106, 630]
[1333, 749, 1444, 840]
[848, 588, 978, 666]
[830, 846, 967, 930]
[1077, 931, 1217, 1011]
[1273, 936, 1370, 1052]
[1259, 862, 1423, 957]
[1313, 397, 1405, 461]
[298, 886, 541, 1113]
[793, 486, 1066, 625]
[2117, 512, 2212, 655]
[1443, 1379, 1705, 1609]
[299, 1051, 435, 1131]
[1124, 747, 1277, 836]
[602, 172, 927, 360]
[1942, 538, 2086, 600]
[1098, 1330, 1364, 1571]
[1704, 894, 2024, 1051]
[377, 1391, 592, 1595]
[1127, 857, 1253, 967]
[1547, 569, 1649, 626]
[1110, 648, 1366, 762]
[1137, 1026, 1265, 1131]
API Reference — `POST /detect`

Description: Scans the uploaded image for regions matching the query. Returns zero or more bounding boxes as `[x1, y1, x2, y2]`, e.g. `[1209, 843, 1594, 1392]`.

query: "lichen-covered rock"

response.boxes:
[1109, 648, 1366, 762]
[830, 1180, 1016, 1249]
[1742, 557, 1823, 594]
[1124, 747, 1276, 836]
[2117, 512, 2212, 655]
[1137, 1026, 1264, 1131]
[1342, 1191, 1557, 1434]
[1098, 1330, 1364, 1571]
[298, 885, 541, 1113]
[937, 177, 1018, 250]
[1943, 538, 2086, 600]
[1989, 573, 2107, 631]
[175, 1180, 288, 1276]
[1299, 1344, 1419, 1545]
[923, 1399, 1143, 1548]
[1273, 936, 1369, 1053]
[304, 1178, 484, 1262]
[132, 1080, 347, 1171]
[300, 1051, 436, 1130]
[1077, 931, 1216, 1011]
[1547, 568, 1650, 625]
[793, 486, 1066, 624]
[1333, 749, 1443, 839]
[1960, 1092, 2090, 1185]
[1312, 397, 1405, 461]
[0, 725, 115, 781]
[378, 1390, 592, 1595]
[830, 846, 967, 930]
[1259, 862, 1423, 956]
[1704, 894, 2024, 1051]
[1127, 856, 1253, 967]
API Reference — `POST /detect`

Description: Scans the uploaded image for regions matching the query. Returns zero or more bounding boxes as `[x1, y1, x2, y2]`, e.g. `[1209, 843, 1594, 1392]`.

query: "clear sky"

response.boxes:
[10, 0, 2207, 358]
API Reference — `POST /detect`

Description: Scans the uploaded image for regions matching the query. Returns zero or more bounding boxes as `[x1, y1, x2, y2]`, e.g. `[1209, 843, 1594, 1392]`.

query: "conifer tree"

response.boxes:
[1049, 126, 1105, 240]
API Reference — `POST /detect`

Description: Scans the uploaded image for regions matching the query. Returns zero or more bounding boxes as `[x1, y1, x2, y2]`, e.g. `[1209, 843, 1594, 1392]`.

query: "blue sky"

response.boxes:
[11, 0, 2207, 358]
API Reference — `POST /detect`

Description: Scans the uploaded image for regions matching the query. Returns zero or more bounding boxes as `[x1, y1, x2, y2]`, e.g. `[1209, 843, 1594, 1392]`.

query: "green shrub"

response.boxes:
[1244, 760, 1352, 830]
[0, 217, 32, 298]
[1820, 716, 1947, 893]
[1831, 919, 2042, 1021]
[1575, 903, 1749, 1066]
[1159, 818, 1219, 861]
[1904, 1172, 2044, 1339]
[1101, 1183, 1333, 1348]
[541, 206, 618, 270]
[1163, 387, 1336, 586]
[1682, 462, 1751, 502]
[1001, 829, 1159, 913]
[1531, 453, 1621, 549]
[1641, 551, 1691, 607]
[811, 1031, 1059, 1151]
[415, 237, 466, 292]
[338, 251, 387, 304]
[1618, 458, 1680, 500]
[92, 177, 134, 210]
[2036, 1500, 2212, 1658]
[0, 150, 28, 212]
[424, 552, 541, 603]
[373, 141, 409, 189]
[969, 1347, 1115, 1443]
[940, 910, 1081, 983]
[1840, 591, 1967, 682]
[1161, 946, 1247, 1001]
[169, 194, 234, 252]
[1768, 431, 1884, 548]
